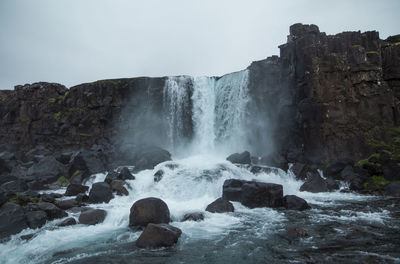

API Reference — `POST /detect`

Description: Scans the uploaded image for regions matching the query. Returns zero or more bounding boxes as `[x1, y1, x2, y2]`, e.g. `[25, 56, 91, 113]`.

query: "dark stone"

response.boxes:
[79, 209, 107, 225]
[65, 184, 89, 196]
[1, 180, 28, 194]
[349, 177, 365, 191]
[0, 192, 6, 207]
[89, 182, 113, 203]
[181, 212, 204, 222]
[384, 182, 400, 197]
[340, 165, 357, 181]
[20, 234, 35, 240]
[300, 172, 329, 193]
[104, 171, 119, 185]
[241, 182, 283, 208]
[40, 193, 56, 203]
[326, 178, 340, 191]
[383, 162, 400, 181]
[57, 217, 77, 227]
[222, 179, 246, 202]
[26, 210, 47, 229]
[136, 223, 182, 249]
[37, 202, 68, 220]
[110, 180, 129, 196]
[129, 197, 170, 227]
[68, 150, 106, 178]
[154, 170, 164, 182]
[205, 198, 234, 213]
[26, 156, 66, 185]
[57, 199, 78, 210]
[119, 167, 135, 180]
[132, 145, 172, 172]
[75, 194, 89, 203]
[285, 226, 309, 241]
[290, 163, 308, 180]
[282, 195, 311, 211]
[324, 161, 350, 179]
[0, 202, 28, 239]
[226, 151, 251, 165]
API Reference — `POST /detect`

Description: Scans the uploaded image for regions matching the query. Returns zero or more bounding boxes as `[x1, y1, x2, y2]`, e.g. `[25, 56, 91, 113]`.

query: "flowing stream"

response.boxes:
[0, 71, 399, 263]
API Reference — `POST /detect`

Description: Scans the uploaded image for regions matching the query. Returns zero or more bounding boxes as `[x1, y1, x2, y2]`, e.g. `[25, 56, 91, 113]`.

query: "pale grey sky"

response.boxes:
[0, 0, 399, 89]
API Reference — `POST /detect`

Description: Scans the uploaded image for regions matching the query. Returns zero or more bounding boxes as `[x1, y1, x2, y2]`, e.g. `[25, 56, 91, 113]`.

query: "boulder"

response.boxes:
[205, 198, 234, 213]
[384, 182, 400, 197]
[0, 202, 28, 239]
[110, 180, 129, 196]
[129, 197, 170, 227]
[132, 146, 172, 172]
[36, 202, 68, 220]
[222, 179, 246, 202]
[289, 163, 309, 180]
[226, 151, 251, 165]
[0, 151, 14, 174]
[349, 177, 365, 191]
[26, 156, 66, 185]
[326, 178, 340, 191]
[75, 194, 89, 203]
[181, 212, 204, 222]
[89, 182, 113, 203]
[79, 209, 107, 225]
[57, 199, 78, 210]
[57, 217, 77, 227]
[136, 223, 182, 249]
[300, 171, 328, 193]
[65, 184, 89, 196]
[339, 165, 357, 181]
[323, 161, 350, 179]
[0, 180, 28, 195]
[119, 167, 135, 180]
[282, 195, 311, 211]
[68, 150, 106, 178]
[154, 170, 164, 182]
[241, 182, 283, 208]
[26, 210, 47, 229]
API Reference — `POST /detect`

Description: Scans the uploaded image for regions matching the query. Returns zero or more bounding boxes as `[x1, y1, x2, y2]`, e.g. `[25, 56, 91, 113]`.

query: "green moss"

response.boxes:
[54, 112, 62, 121]
[389, 42, 400, 46]
[8, 196, 17, 203]
[57, 175, 69, 187]
[356, 153, 381, 167]
[58, 91, 69, 101]
[363, 175, 390, 189]
[352, 44, 361, 47]
[48, 98, 56, 103]
[68, 107, 84, 113]
[55, 200, 60, 205]
[366, 51, 378, 54]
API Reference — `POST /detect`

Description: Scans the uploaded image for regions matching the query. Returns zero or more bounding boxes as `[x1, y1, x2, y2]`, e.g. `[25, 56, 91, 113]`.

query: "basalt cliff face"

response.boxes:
[0, 23, 399, 166]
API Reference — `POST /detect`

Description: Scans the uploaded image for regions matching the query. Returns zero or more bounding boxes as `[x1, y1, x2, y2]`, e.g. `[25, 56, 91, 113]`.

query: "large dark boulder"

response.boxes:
[26, 156, 66, 185]
[68, 150, 106, 180]
[206, 198, 234, 213]
[222, 179, 246, 202]
[289, 163, 309, 180]
[65, 184, 89, 196]
[110, 180, 129, 196]
[57, 217, 77, 227]
[89, 182, 113, 203]
[241, 182, 283, 208]
[282, 195, 311, 211]
[79, 209, 107, 225]
[119, 167, 135, 180]
[0, 180, 28, 195]
[384, 182, 400, 197]
[0, 202, 28, 239]
[132, 146, 172, 172]
[37, 202, 68, 220]
[26, 210, 47, 229]
[57, 199, 78, 210]
[136, 223, 182, 248]
[129, 197, 170, 227]
[300, 171, 328, 193]
[226, 151, 251, 165]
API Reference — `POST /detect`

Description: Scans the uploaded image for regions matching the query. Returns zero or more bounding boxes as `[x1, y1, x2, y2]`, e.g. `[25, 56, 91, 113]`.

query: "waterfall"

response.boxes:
[163, 70, 250, 154]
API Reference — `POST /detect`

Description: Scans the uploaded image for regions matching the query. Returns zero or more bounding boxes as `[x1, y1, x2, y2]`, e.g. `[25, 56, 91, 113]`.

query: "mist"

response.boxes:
[1, 0, 399, 89]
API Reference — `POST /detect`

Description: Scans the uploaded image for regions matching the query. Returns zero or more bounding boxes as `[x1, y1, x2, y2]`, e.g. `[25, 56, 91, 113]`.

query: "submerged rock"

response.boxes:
[282, 195, 311, 211]
[129, 197, 170, 227]
[226, 151, 251, 165]
[136, 223, 182, 248]
[285, 226, 309, 240]
[206, 198, 234, 213]
[89, 182, 113, 203]
[79, 209, 107, 225]
[0, 202, 28, 239]
[181, 212, 204, 222]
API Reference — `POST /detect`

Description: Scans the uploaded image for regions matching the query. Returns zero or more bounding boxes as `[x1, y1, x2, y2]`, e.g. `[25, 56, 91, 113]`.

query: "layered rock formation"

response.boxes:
[0, 23, 399, 167]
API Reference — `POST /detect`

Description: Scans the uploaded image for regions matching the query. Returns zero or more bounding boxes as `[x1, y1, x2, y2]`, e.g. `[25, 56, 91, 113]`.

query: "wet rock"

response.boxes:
[65, 184, 89, 196]
[26, 156, 66, 185]
[119, 167, 135, 181]
[0, 151, 14, 174]
[226, 151, 251, 165]
[0, 202, 28, 239]
[282, 195, 311, 211]
[26, 210, 47, 229]
[75, 194, 89, 203]
[110, 180, 129, 196]
[241, 182, 283, 208]
[129, 197, 170, 227]
[222, 179, 246, 202]
[89, 182, 113, 203]
[206, 198, 234, 213]
[154, 170, 164, 182]
[326, 178, 340, 191]
[57, 217, 77, 227]
[384, 182, 400, 197]
[340, 165, 357, 181]
[0, 192, 6, 207]
[349, 177, 365, 191]
[300, 171, 328, 193]
[37, 202, 68, 220]
[132, 145, 171, 172]
[323, 161, 350, 179]
[20, 234, 35, 240]
[181, 212, 204, 222]
[1, 180, 28, 194]
[136, 223, 182, 249]
[285, 226, 309, 240]
[289, 163, 309, 180]
[68, 150, 106, 179]
[79, 209, 107, 225]
[57, 199, 78, 210]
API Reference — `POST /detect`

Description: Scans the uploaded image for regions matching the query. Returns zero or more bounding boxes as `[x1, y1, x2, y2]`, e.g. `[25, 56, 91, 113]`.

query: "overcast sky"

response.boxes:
[0, 0, 399, 89]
